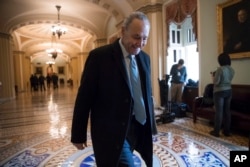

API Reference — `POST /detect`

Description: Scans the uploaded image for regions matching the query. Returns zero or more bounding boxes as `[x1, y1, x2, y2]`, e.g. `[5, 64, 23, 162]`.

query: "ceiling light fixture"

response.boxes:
[46, 48, 63, 59]
[46, 36, 63, 59]
[51, 5, 67, 39]
[46, 60, 55, 65]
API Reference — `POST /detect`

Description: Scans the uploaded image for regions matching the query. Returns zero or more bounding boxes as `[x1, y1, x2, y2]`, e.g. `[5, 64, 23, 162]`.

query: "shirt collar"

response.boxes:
[119, 39, 134, 58]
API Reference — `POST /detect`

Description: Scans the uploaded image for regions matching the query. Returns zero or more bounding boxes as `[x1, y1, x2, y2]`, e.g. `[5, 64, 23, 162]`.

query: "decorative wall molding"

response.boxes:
[138, 3, 163, 14]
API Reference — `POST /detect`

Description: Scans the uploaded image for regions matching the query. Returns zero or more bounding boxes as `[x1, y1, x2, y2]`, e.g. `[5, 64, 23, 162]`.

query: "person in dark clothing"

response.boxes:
[71, 12, 157, 167]
[39, 74, 46, 91]
[33, 74, 39, 91]
[46, 74, 51, 89]
[30, 74, 35, 91]
[52, 73, 59, 89]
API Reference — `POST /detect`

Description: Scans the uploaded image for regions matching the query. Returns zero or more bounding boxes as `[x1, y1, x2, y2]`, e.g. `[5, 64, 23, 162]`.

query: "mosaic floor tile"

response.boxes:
[0, 88, 248, 167]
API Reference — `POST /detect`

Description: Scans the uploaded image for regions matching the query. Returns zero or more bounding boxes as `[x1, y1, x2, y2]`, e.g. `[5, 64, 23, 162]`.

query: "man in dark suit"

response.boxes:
[71, 11, 157, 167]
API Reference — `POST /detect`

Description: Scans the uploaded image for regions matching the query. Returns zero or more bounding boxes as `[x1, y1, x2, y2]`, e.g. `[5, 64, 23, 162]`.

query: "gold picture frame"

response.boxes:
[58, 66, 64, 74]
[36, 67, 42, 74]
[217, 0, 250, 59]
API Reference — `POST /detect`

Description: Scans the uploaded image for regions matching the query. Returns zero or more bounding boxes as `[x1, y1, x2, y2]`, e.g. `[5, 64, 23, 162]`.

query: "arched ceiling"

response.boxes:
[0, 0, 156, 66]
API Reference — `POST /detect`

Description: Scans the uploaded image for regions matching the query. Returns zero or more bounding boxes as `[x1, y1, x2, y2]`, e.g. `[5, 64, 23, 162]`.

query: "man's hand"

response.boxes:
[73, 142, 87, 150]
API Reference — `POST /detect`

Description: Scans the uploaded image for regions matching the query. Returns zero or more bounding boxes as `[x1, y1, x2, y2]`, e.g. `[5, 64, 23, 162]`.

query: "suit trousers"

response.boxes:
[118, 116, 146, 167]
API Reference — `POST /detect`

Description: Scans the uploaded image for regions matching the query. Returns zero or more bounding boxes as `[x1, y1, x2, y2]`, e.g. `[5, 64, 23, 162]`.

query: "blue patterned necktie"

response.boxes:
[128, 55, 146, 125]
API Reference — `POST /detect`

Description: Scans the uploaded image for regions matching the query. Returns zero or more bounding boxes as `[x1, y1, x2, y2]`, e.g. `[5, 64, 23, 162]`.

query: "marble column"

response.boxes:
[77, 52, 89, 81]
[0, 32, 15, 101]
[69, 57, 78, 88]
[139, 3, 165, 107]
[13, 51, 25, 92]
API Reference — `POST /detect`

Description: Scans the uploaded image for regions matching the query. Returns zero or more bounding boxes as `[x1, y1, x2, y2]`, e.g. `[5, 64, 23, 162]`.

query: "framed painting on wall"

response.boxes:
[58, 66, 64, 74]
[36, 67, 42, 74]
[217, 0, 250, 59]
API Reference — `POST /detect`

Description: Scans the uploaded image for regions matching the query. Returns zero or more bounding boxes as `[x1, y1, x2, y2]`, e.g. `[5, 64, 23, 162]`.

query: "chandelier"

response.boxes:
[46, 60, 55, 65]
[51, 5, 67, 39]
[46, 48, 63, 59]
[46, 35, 62, 59]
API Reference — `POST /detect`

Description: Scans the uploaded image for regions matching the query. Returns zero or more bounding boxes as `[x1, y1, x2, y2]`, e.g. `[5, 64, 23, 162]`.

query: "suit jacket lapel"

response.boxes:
[112, 40, 132, 94]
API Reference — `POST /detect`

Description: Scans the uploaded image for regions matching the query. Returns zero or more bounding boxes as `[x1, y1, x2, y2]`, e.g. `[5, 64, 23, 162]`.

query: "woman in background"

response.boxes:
[210, 53, 235, 137]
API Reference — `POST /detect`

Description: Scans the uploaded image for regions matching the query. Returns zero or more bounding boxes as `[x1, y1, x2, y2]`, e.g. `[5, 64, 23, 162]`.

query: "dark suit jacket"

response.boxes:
[71, 39, 157, 166]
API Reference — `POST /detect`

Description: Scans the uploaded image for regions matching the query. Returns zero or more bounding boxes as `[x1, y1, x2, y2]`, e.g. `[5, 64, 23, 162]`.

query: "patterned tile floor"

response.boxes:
[0, 87, 249, 166]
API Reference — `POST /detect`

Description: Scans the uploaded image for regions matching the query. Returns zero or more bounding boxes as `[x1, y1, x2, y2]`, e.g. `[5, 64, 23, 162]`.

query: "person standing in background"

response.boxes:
[30, 74, 35, 92]
[210, 53, 235, 137]
[71, 12, 157, 167]
[33, 74, 39, 91]
[52, 73, 59, 89]
[170, 59, 187, 103]
[39, 74, 46, 91]
[46, 74, 51, 89]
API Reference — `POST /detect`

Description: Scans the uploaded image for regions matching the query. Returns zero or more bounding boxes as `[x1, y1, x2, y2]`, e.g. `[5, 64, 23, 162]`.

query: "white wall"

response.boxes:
[198, 0, 250, 95]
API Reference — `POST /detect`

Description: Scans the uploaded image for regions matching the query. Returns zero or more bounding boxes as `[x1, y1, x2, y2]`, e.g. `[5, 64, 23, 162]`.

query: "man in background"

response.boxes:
[39, 74, 46, 91]
[170, 59, 187, 103]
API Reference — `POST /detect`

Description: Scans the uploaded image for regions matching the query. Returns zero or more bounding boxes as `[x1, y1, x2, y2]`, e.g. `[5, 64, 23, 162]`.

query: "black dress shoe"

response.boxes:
[210, 130, 220, 137]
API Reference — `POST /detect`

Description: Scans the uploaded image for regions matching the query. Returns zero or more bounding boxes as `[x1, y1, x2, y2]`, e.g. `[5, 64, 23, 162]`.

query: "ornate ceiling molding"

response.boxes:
[138, 3, 163, 14]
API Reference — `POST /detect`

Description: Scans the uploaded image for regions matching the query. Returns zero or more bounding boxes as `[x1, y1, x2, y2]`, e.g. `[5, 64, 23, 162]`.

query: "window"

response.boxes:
[170, 24, 181, 46]
[187, 28, 195, 43]
[167, 18, 199, 82]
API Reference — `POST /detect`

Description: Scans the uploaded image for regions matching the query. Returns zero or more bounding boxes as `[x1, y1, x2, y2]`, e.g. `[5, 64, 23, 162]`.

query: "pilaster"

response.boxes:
[138, 3, 164, 107]
[0, 32, 15, 101]
[77, 52, 89, 83]
[13, 51, 25, 92]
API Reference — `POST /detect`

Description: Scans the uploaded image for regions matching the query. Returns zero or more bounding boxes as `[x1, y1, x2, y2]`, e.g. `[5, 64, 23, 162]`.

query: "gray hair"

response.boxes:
[122, 11, 150, 30]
